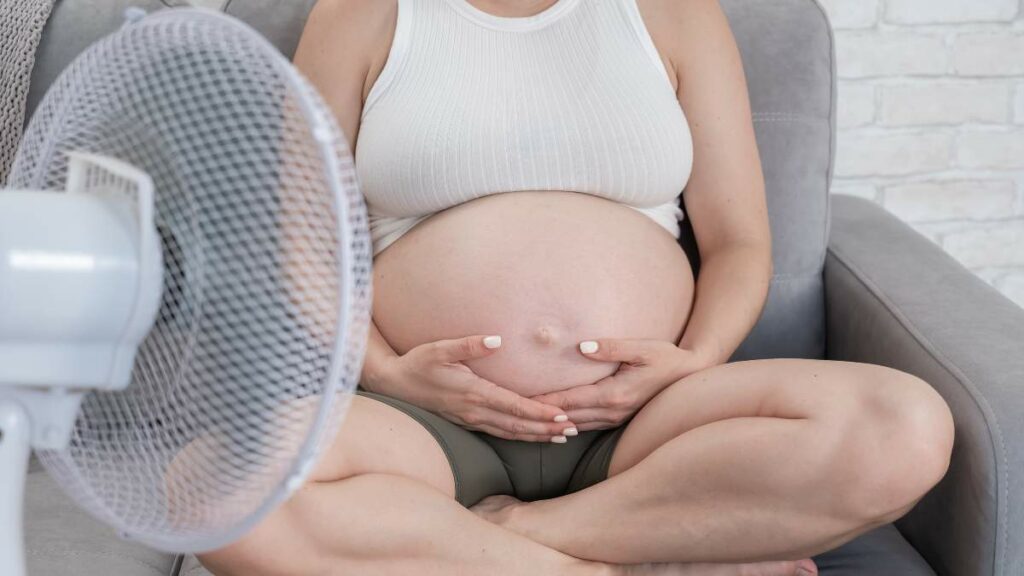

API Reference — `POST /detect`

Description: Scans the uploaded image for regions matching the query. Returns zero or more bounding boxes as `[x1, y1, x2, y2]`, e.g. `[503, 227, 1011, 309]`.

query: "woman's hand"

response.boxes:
[374, 335, 578, 442]
[529, 339, 717, 432]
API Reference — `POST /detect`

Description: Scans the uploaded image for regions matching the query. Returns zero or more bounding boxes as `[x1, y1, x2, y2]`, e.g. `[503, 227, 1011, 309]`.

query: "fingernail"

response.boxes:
[563, 427, 578, 436]
[579, 341, 598, 354]
[483, 335, 502, 349]
[551, 435, 567, 443]
[553, 414, 569, 423]
[796, 569, 814, 576]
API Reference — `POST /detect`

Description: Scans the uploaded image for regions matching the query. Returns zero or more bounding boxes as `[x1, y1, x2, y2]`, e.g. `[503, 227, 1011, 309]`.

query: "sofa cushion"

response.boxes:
[25, 0, 317, 124]
[812, 524, 937, 575]
[25, 467, 178, 576]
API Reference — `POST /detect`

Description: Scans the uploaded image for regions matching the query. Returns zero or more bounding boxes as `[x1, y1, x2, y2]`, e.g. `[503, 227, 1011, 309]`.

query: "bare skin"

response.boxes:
[468, 358, 955, 564]
[196, 0, 957, 574]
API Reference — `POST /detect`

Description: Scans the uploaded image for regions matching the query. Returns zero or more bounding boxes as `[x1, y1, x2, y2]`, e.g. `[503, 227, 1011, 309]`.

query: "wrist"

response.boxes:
[361, 351, 401, 393]
[676, 339, 724, 371]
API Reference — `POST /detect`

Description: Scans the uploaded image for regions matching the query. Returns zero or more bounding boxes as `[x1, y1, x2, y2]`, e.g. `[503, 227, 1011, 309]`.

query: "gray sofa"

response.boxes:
[20, 1, 1024, 575]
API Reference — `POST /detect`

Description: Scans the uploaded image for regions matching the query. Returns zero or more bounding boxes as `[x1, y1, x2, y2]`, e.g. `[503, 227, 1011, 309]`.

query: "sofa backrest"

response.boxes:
[717, 0, 836, 361]
[25, 0, 835, 362]
[25, 0, 318, 120]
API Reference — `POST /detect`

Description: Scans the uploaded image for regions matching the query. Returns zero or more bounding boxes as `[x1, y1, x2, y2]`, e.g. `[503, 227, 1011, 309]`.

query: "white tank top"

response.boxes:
[355, 0, 694, 257]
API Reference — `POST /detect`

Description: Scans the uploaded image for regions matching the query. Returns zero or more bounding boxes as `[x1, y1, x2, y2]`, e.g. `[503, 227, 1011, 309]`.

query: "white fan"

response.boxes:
[0, 7, 372, 575]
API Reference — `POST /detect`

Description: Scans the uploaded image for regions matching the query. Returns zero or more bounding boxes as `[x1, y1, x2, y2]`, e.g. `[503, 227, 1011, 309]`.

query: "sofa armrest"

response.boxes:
[824, 194, 1024, 576]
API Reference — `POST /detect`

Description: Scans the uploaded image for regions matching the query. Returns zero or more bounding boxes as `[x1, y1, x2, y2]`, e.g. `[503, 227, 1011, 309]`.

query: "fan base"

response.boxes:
[0, 399, 30, 576]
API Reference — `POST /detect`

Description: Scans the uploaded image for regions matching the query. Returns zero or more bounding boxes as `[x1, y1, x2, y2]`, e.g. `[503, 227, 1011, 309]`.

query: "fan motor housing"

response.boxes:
[0, 183, 162, 390]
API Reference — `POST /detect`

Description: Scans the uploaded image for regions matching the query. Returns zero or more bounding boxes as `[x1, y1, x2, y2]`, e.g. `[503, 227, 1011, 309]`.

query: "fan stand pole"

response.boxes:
[0, 399, 30, 576]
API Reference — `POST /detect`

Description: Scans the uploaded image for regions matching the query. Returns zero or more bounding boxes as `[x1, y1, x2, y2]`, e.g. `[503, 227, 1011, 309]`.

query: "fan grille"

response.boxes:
[8, 7, 372, 553]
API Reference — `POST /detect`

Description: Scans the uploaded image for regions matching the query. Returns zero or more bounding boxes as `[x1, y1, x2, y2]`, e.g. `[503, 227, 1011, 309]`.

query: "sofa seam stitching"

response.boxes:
[808, 0, 837, 303]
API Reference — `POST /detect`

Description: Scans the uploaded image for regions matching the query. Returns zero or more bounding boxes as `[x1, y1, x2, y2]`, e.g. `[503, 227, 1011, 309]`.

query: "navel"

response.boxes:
[533, 325, 559, 346]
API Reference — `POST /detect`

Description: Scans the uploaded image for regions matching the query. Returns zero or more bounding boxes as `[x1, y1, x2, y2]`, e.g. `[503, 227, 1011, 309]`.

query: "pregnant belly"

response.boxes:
[371, 191, 696, 398]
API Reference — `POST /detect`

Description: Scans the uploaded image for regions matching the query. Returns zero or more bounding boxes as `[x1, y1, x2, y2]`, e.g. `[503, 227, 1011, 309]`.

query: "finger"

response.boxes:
[575, 421, 620, 433]
[476, 407, 578, 437]
[563, 408, 620, 425]
[578, 338, 658, 364]
[469, 423, 558, 443]
[435, 334, 503, 364]
[479, 380, 569, 423]
[532, 383, 605, 412]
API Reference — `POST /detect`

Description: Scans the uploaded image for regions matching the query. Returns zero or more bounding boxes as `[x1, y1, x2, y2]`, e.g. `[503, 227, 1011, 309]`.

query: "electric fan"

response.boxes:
[0, 6, 372, 575]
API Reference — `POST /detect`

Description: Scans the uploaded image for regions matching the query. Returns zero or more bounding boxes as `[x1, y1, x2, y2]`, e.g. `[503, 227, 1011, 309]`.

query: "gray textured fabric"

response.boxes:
[24, 464, 178, 576]
[825, 194, 1024, 576]
[718, 0, 835, 362]
[177, 554, 209, 575]
[24, 0, 317, 123]
[223, 0, 318, 58]
[25, 0, 167, 124]
[0, 0, 55, 185]
[813, 524, 935, 576]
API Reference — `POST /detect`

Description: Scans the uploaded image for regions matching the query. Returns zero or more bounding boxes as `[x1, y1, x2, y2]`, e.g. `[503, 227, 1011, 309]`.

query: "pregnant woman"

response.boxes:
[199, 0, 955, 574]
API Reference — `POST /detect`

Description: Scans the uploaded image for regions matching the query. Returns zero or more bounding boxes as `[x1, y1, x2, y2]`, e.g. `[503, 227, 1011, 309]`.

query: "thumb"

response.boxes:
[435, 334, 503, 363]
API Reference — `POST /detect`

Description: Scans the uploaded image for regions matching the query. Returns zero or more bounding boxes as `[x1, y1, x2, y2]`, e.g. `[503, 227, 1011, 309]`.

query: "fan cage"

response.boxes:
[7, 7, 372, 553]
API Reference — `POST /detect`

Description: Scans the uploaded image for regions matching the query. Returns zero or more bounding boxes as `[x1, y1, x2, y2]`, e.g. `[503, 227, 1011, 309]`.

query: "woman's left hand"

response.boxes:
[529, 338, 716, 432]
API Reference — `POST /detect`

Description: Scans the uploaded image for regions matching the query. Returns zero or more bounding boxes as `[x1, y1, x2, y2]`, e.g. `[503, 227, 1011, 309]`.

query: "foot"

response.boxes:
[469, 494, 524, 526]
[620, 558, 817, 575]
[471, 493, 550, 545]
[471, 495, 818, 576]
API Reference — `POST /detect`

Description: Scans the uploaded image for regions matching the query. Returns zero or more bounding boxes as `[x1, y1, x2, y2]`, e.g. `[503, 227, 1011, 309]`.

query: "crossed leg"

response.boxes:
[195, 385, 826, 575]
[473, 358, 955, 565]
[195, 393, 612, 576]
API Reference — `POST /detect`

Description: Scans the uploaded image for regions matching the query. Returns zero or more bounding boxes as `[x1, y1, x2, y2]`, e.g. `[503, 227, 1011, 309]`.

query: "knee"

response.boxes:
[197, 538, 315, 576]
[305, 395, 386, 483]
[195, 507, 311, 576]
[196, 482, 342, 576]
[830, 367, 954, 525]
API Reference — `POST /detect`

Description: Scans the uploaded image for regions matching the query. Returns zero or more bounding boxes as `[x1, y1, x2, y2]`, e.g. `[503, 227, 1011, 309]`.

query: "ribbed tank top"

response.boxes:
[355, 0, 694, 257]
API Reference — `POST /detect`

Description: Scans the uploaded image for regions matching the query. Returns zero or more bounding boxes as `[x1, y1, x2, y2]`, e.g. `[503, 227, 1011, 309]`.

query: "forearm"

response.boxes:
[677, 242, 771, 365]
[359, 318, 401, 393]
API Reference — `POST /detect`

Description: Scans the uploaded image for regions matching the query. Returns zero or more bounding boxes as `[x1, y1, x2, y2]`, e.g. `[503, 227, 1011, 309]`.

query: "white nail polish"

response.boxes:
[579, 341, 598, 354]
[563, 427, 578, 436]
[551, 435, 567, 444]
[484, 335, 502, 349]
[553, 414, 569, 423]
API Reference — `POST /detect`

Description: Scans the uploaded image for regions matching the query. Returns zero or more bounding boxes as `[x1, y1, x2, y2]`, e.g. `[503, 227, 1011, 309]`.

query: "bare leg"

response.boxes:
[196, 394, 814, 576]
[475, 359, 954, 565]
[195, 395, 608, 576]
[209, 471, 824, 576]
[219, 472, 625, 575]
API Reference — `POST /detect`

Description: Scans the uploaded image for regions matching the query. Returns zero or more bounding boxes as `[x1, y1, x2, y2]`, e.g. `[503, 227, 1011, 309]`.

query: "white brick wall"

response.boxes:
[819, 0, 1024, 309]
[1016, 82, 1024, 122]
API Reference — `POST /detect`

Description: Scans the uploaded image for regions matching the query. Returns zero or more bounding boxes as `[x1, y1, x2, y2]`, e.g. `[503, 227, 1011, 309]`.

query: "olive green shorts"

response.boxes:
[355, 388, 628, 508]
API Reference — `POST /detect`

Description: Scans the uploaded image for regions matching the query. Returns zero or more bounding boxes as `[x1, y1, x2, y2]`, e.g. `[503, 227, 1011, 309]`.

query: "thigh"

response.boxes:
[306, 391, 458, 497]
[315, 390, 515, 507]
[196, 392, 462, 576]
[606, 358, 922, 477]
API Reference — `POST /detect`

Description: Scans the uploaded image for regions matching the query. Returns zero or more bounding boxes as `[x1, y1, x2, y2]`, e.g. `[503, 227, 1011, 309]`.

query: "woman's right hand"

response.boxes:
[373, 335, 577, 443]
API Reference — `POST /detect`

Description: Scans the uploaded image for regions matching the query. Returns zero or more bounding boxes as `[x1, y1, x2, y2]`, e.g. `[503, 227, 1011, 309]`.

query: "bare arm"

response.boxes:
[663, 0, 773, 364]
[293, 0, 402, 391]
